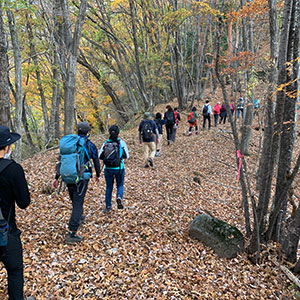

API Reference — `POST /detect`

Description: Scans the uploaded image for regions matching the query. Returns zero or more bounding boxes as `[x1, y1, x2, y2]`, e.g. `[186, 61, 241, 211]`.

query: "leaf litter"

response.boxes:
[0, 108, 298, 299]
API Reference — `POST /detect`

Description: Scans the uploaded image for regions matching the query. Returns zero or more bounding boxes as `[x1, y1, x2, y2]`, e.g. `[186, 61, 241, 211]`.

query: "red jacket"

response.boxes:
[213, 104, 221, 114]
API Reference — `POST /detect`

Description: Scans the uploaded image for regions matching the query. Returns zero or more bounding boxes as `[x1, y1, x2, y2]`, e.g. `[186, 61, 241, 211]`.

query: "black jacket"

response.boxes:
[0, 158, 30, 233]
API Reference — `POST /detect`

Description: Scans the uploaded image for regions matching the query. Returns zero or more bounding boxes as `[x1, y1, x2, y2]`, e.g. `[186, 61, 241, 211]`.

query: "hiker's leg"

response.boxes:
[172, 127, 177, 141]
[149, 142, 156, 159]
[104, 169, 114, 209]
[116, 169, 125, 199]
[156, 134, 162, 151]
[224, 113, 227, 124]
[143, 143, 149, 165]
[202, 116, 206, 128]
[68, 181, 88, 232]
[208, 115, 211, 128]
[2, 230, 24, 300]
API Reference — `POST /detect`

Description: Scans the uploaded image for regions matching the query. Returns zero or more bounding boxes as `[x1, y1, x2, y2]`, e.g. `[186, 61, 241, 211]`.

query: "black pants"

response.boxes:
[67, 180, 89, 232]
[165, 123, 174, 142]
[220, 111, 227, 124]
[1, 230, 24, 300]
[203, 115, 211, 128]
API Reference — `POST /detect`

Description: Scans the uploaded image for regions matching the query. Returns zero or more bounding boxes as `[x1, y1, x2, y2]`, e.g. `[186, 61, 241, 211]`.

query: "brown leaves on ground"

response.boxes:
[0, 113, 298, 299]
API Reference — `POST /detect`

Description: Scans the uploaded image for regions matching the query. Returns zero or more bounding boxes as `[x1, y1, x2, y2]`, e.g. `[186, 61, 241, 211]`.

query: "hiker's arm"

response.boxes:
[10, 163, 30, 209]
[93, 154, 101, 178]
[99, 143, 105, 159]
[121, 141, 130, 159]
[155, 128, 159, 140]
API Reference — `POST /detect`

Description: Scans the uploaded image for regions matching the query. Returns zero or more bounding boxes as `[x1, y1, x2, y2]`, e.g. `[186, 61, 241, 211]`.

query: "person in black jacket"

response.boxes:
[0, 126, 35, 300]
[52, 122, 101, 244]
[164, 105, 175, 145]
[153, 112, 166, 157]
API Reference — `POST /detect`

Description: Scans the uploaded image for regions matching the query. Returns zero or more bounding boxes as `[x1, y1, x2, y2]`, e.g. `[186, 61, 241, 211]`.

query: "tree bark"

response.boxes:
[7, 10, 22, 162]
[0, 2, 10, 126]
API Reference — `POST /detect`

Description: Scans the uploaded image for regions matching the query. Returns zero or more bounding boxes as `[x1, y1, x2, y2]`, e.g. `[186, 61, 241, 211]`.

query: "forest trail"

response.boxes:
[0, 110, 296, 299]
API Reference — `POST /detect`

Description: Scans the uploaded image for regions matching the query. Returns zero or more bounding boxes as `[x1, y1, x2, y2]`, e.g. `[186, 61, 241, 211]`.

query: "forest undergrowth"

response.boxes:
[1, 104, 299, 299]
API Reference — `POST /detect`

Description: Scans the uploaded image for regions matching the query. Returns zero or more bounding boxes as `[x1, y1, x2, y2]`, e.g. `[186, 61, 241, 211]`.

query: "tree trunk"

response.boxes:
[248, 0, 279, 256]
[26, 14, 50, 145]
[0, 2, 10, 126]
[56, 0, 88, 135]
[7, 10, 22, 162]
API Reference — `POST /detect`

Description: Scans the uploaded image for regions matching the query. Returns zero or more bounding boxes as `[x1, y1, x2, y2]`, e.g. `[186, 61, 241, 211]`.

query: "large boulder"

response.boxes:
[189, 214, 244, 259]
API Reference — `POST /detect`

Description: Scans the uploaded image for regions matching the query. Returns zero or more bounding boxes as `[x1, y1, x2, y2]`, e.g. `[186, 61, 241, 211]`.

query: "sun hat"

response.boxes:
[0, 126, 21, 148]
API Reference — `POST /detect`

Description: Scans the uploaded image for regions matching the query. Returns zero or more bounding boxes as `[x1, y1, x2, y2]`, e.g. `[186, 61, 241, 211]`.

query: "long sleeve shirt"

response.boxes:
[0, 158, 30, 232]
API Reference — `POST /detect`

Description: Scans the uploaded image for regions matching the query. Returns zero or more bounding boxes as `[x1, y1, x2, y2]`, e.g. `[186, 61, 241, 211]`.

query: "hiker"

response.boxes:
[153, 112, 166, 157]
[213, 102, 221, 128]
[187, 106, 199, 135]
[52, 122, 101, 244]
[237, 97, 244, 119]
[172, 107, 181, 142]
[219, 103, 227, 124]
[99, 125, 129, 213]
[253, 99, 260, 116]
[164, 105, 175, 145]
[138, 112, 160, 168]
[0, 126, 35, 300]
[230, 101, 235, 116]
[202, 100, 213, 129]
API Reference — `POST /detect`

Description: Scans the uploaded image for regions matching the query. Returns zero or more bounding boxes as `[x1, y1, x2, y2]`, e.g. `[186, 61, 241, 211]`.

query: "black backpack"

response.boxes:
[103, 140, 121, 167]
[141, 121, 153, 141]
[165, 111, 175, 125]
[203, 105, 209, 116]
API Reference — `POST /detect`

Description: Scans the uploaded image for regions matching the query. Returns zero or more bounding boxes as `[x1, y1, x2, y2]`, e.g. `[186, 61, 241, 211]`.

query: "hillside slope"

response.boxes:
[0, 110, 298, 299]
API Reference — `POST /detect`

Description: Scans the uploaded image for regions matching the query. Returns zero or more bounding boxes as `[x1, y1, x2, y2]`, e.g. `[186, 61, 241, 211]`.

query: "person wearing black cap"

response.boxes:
[0, 126, 35, 300]
[99, 125, 129, 212]
[52, 122, 101, 244]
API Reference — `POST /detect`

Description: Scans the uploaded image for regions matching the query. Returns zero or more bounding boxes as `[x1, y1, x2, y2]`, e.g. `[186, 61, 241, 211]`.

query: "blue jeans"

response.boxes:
[104, 168, 125, 209]
[237, 109, 244, 119]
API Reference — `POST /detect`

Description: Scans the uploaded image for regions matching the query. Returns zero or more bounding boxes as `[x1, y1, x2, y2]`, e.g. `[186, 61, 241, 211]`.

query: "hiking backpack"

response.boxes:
[165, 111, 175, 125]
[141, 121, 154, 141]
[202, 105, 209, 116]
[0, 159, 13, 250]
[59, 134, 92, 184]
[102, 140, 123, 168]
[188, 112, 195, 124]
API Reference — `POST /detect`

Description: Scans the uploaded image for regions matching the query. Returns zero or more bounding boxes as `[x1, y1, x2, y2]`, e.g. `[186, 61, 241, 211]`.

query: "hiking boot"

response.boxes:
[188, 132, 192, 136]
[104, 207, 111, 213]
[148, 158, 154, 167]
[167, 140, 170, 145]
[117, 197, 124, 209]
[144, 164, 149, 168]
[155, 151, 160, 157]
[25, 297, 36, 300]
[66, 232, 82, 244]
[195, 131, 199, 135]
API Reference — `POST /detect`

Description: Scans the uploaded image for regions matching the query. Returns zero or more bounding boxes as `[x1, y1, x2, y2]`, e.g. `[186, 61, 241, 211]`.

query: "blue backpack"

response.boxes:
[59, 134, 92, 184]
